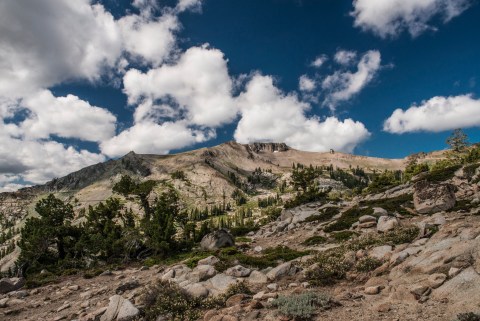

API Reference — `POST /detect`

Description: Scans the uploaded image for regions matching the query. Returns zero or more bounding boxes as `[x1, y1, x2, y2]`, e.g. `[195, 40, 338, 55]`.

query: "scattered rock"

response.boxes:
[225, 265, 251, 278]
[377, 216, 399, 233]
[247, 271, 268, 285]
[369, 245, 393, 261]
[100, 295, 139, 321]
[0, 278, 25, 294]
[184, 283, 209, 298]
[198, 256, 220, 266]
[266, 283, 278, 291]
[266, 262, 297, 281]
[359, 215, 376, 224]
[364, 286, 381, 295]
[200, 229, 235, 250]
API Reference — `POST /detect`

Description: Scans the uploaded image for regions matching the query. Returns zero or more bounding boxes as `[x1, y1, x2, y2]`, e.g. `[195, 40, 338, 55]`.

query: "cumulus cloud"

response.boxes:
[123, 46, 237, 127]
[19, 90, 117, 142]
[235, 74, 370, 152]
[322, 50, 381, 110]
[334, 50, 357, 66]
[352, 0, 472, 38]
[299, 75, 316, 92]
[0, 121, 105, 190]
[100, 121, 214, 157]
[384, 94, 480, 133]
[0, 0, 122, 98]
[311, 55, 328, 68]
[118, 13, 180, 67]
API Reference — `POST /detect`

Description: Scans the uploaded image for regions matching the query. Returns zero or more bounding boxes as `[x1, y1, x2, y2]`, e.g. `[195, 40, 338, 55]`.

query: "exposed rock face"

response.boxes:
[413, 180, 456, 214]
[377, 216, 399, 233]
[24, 151, 151, 193]
[200, 229, 235, 250]
[0, 277, 25, 294]
[246, 142, 289, 154]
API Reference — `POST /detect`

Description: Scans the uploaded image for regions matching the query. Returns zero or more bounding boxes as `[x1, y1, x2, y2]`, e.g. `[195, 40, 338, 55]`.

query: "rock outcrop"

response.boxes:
[413, 180, 456, 214]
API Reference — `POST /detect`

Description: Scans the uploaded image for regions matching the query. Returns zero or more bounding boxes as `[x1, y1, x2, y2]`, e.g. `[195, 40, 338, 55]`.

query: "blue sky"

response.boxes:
[0, 0, 479, 191]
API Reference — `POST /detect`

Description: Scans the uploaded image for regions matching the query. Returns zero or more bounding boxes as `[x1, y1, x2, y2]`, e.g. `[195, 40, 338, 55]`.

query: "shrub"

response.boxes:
[355, 257, 382, 272]
[25, 271, 59, 288]
[142, 280, 203, 321]
[272, 292, 333, 320]
[424, 164, 462, 182]
[304, 249, 351, 285]
[454, 312, 480, 321]
[302, 236, 327, 246]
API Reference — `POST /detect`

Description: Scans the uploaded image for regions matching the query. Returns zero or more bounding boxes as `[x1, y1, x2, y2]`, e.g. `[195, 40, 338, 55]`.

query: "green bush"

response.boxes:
[424, 164, 462, 182]
[304, 249, 351, 285]
[355, 257, 382, 272]
[272, 292, 333, 320]
[302, 236, 327, 246]
[142, 280, 203, 321]
[453, 312, 480, 321]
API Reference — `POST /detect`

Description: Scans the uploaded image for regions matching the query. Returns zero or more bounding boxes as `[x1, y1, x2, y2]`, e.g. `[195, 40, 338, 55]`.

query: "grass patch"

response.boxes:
[215, 246, 308, 271]
[302, 236, 327, 246]
[305, 226, 419, 285]
[332, 231, 357, 242]
[324, 207, 374, 232]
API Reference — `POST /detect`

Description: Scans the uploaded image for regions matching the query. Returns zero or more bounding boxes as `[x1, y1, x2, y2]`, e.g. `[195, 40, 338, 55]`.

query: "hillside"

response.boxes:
[2, 142, 480, 321]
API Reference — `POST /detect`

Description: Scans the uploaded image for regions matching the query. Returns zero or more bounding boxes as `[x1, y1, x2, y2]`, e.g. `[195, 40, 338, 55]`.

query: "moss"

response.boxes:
[83, 267, 104, 279]
[302, 236, 327, 246]
[324, 207, 373, 232]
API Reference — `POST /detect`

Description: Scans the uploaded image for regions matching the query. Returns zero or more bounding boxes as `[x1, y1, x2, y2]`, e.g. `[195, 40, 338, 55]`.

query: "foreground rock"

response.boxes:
[0, 278, 25, 294]
[413, 180, 456, 214]
[200, 229, 235, 250]
[100, 295, 139, 321]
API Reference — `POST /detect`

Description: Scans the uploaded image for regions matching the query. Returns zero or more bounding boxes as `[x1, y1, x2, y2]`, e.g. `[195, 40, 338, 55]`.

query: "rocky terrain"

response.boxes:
[1, 142, 479, 321]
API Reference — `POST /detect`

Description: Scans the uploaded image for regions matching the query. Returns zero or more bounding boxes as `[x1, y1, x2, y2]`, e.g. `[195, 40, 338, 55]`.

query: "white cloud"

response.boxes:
[0, 121, 105, 187]
[334, 50, 357, 65]
[123, 46, 237, 127]
[299, 75, 316, 92]
[384, 94, 480, 133]
[0, 0, 122, 98]
[118, 13, 180, 67]
[235, 74, 370, 153]
[322, 50, 381, 110]
[311, 55, 328, 68]
[176, 0, 203, 13]
[19, 90, 116, 142]
[352, 0, 472, 38]
[100, 121, 214, 157]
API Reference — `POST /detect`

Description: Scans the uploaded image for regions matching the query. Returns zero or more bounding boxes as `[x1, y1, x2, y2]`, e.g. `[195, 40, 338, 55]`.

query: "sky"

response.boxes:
[0, 0, 480, 191]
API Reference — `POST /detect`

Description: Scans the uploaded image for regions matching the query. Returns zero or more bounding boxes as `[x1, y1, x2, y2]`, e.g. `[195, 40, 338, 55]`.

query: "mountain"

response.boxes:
[1, 142, 480, 321]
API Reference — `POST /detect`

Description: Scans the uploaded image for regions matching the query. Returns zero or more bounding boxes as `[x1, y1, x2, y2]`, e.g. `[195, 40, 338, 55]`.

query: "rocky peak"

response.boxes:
[246, 142, 289, 153]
